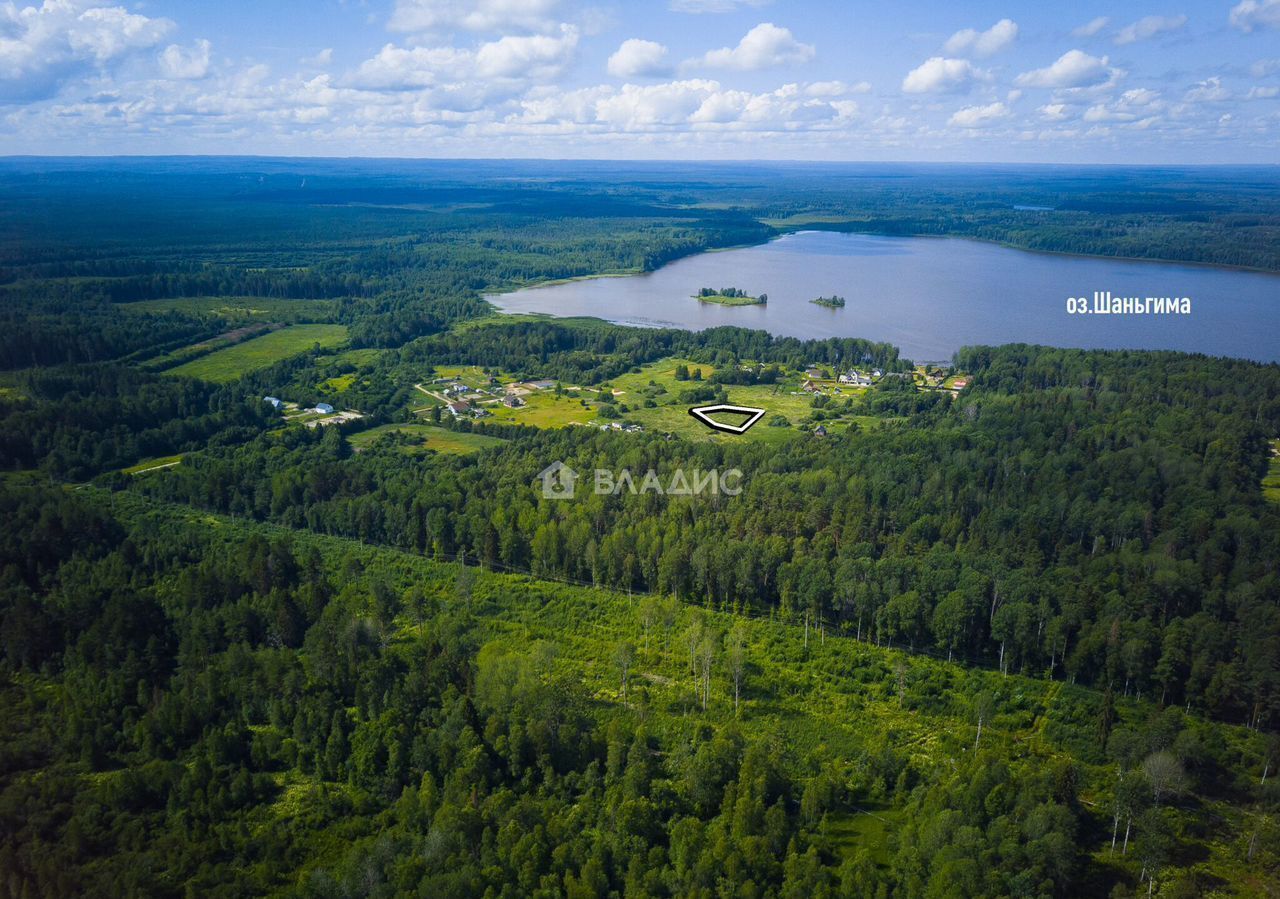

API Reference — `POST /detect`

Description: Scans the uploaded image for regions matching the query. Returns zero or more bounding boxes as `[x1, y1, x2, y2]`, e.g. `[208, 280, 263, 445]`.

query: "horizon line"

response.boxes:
[1, 153, 1278, 168]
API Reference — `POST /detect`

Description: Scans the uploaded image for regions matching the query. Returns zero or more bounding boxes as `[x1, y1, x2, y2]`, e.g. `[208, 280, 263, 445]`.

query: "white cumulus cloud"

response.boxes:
[389, 0, 563, 33]
[902, 57, 986, 94]
[804, 80, 869, 96]
[511, 77, 858, 133]
[594, 79, 719, 127]
[349, 44, 473, 90]
[475, 25, 578, 79]
[1230, 0, 1280, 32]
[948, 101, 1010, 128]
[1185, 76, 1229, 102]
[346, 26, 577, 95]
[1015, 50, 1111, 89]
[159, 39, 211, 80]
[693, 23, 815, 70]
[1114, 15, 1187, 45]
[943, 19, 1018, 57]
[0, 0, 174, 100]
[607, 39, 670, 78]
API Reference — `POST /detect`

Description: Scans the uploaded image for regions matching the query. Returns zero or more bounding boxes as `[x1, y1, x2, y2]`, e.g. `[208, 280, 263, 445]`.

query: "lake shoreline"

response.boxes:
[484, 227, 1280, 306]
[486, 230, 1280, 364]
[771, 225, 1280, 278]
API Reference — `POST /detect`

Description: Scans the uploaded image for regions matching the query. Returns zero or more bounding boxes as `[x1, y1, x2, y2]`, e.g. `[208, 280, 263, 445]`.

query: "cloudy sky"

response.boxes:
[2, 0, 1279, 161]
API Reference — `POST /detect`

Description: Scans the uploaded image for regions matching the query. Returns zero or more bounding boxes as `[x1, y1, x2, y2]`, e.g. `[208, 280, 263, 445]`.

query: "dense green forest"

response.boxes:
[108, 337, 1280, 730]
[1, 159, 1278, 897]
[3, 483, 1277, 897]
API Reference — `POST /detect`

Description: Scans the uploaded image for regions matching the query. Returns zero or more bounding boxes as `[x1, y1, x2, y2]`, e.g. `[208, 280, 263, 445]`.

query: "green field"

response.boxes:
[414, 365, 605, 430]
[318, 347, 386, 367]
[603, 358, 884, 443]
[119, 296, 338, 322]
[322, 374, 356, 392]
[482, 389, 598, 428]
[348, 423, 505, 455]
[433, 364, 498, 383]
[142, 323, 274, 371]
[449, 311, 561, 333]
[168, 324, 348, 382]
[607, 357, 717, 394]
[121, 454, 184, 475]
[1265, 439, 1280, 503]
[444, 358, 894, 442]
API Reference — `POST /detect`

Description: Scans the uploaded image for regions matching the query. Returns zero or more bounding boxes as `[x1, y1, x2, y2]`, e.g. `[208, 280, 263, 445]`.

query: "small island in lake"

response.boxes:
[695, 286, 766, 306]
[810, 295, 845, 308]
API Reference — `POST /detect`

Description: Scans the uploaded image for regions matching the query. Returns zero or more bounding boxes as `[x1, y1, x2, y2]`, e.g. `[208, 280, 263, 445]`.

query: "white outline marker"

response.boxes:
[689, 404, 767, 435]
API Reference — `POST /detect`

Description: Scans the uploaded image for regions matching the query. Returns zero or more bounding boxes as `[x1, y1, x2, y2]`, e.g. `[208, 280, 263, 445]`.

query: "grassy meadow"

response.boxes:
[348, 423, 506, 456]
[168, 324, 348, 382]
[1265, 439, 1280, 504]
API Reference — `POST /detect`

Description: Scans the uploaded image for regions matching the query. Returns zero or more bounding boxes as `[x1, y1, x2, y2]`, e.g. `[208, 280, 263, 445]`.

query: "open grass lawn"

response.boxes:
[142, 322, 274, 371]
[605, 358, 888, 443]
[168, 324, 348, 382]
[607, 357, 717, 395]
[483, 389, 598, 428]
[322, 374, 356, 392]
[1265, 439, 1280, 504]
[433, 364, 498, 384]
[120, 296, 338, 321]
[348, 423, 505, 455]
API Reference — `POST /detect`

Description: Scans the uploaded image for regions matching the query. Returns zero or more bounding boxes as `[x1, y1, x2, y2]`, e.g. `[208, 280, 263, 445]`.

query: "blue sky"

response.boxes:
[1, 0, 1278, 161]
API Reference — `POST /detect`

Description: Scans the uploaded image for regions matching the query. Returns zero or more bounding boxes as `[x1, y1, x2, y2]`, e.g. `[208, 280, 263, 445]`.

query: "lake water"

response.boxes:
[487, 231, 1280, 363]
